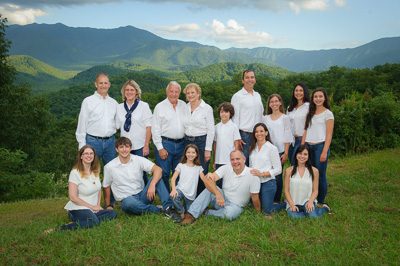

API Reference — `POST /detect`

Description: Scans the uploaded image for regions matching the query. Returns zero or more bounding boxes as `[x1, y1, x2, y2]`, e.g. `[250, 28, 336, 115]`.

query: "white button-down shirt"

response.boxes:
[182, 100, 215, 151]
[116, 101, 152, 150]
[103, 155, 155, 201]
[231, 87, 263, 132]
[152, 98, 186, 150]
[249, 141, 282, 183]
[287, 102, 309, 137]
[76, 91, 118, 149]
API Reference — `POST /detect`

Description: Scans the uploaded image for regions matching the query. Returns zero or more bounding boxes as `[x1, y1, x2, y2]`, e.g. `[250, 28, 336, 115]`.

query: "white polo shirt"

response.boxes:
[214, 120, 241, 165]
[103, 155, 154, 201]
[116, 101, 152, 150]
[76, 91, 118, 149]
[215, 165, 261, 208]
[231, 87, 263, 132]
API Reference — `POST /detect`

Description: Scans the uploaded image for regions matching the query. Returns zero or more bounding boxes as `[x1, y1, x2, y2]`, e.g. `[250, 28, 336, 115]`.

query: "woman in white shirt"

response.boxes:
[44, 146, 117, 233]
[284, 144, 331, 218]
[116, 80, 153, 184]
[182, 83, 215, 195]
[302, 87, 334, 206]
[249, 123, 286, 217]
[263, 94, 293, 203]
[287, 82, 310, 165]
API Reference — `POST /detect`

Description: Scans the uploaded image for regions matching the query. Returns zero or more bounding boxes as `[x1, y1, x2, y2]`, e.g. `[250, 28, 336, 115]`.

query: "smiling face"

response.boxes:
[185, 87, 200, 103]
[268, 96, 281, 112]
[313, 91, 325, 106]
[242, 71, 256, 90]
[219, 108, 231, 123]
[296, 148, 309, 165]
[167, 84, 181, 105]
[116, 144, 131, 160]
[95, 75, 111, 97]
[81, 147, 95, 165]
[254, 125, 268, 143]
[230, 150, 245, 173]
[294, 85, 304, 102]
[124, 84, 137, 103]
[185, 147, 197, 162]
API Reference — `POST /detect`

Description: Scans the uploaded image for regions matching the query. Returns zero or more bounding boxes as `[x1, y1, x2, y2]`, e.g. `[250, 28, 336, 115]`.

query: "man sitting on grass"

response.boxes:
[180, 150, 261, 225]
[103, 137, 181, 223]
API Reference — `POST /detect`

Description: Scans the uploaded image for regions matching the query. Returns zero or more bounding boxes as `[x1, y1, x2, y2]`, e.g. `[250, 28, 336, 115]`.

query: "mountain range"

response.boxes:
[7, 23, 400, 73]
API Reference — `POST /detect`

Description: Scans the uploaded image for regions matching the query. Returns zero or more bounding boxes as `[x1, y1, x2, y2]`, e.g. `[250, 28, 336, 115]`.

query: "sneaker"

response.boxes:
[164, 206, 182, 223]
[180, 213, 196, 226]
[157, 205, 163, 212]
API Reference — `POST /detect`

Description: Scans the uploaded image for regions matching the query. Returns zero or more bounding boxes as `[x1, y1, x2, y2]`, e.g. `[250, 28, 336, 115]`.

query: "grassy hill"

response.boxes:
[1, 148, 399, 264]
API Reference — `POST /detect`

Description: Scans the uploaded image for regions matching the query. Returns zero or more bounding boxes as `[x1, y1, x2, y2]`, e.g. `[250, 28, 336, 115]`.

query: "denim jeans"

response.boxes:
[306, 142, 329, 204]
[121, 177, 174, 215]
[86, 134, 117, 203]
[239, 131, 252, 166]
[57, 209, 117, 231]
[287, 202, 329, 219]
[288, 138, 302, 166]
[171, 189, 194, 214]
[184, 135, 209, 195]
[130, 147, 149, 185]
[188, 188, 243, 221]
[259, 179, 286, 214]
[215, 164, 224, 188]
[155, 138, 185, 193]
[274, 152, 284, 203]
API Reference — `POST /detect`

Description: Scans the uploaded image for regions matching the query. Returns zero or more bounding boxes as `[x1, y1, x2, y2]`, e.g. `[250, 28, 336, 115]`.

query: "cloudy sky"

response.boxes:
[1, 0, 399, 50]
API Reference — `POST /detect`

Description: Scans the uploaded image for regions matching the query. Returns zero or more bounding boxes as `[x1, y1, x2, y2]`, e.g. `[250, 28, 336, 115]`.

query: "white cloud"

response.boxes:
[0, 4, 48, 25]
[152, 19, 285, 48]
[334, 0, 346, 7]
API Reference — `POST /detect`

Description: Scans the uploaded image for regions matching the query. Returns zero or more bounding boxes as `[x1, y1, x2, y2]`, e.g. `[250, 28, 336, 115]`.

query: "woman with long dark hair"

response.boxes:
[284, 144, 330, 218]
[287, 82, 310, 165]
[249, 123, 286, 218]
[302, 87, 334, 206]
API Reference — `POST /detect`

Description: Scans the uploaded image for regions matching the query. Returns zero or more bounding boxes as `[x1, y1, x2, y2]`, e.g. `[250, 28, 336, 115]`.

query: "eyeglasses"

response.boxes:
[82, 152, 94, 156]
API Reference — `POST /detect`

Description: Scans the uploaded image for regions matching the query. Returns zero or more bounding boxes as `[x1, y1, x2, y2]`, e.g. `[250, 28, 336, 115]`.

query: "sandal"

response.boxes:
[321, 202, 334, 214]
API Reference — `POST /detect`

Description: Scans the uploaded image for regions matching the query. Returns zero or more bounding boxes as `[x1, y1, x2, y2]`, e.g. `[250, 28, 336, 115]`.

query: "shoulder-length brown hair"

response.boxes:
[73, 145, 100, 178]
[179, 144, 202, 166]
[266, 94, 285, 115]
[249, 123, 272, 155]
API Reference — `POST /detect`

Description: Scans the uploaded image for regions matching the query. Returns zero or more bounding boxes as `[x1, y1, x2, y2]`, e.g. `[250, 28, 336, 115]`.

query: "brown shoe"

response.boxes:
[202, 207, 210, 215]
[180, 213, 196, 225]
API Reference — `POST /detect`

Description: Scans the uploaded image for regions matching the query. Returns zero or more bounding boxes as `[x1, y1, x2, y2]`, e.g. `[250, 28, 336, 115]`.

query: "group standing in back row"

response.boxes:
[47, 70, 334, 232]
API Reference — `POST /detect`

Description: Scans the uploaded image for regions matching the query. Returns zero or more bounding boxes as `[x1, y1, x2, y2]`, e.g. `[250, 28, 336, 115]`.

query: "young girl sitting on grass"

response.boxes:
[170, 144, 205, 217]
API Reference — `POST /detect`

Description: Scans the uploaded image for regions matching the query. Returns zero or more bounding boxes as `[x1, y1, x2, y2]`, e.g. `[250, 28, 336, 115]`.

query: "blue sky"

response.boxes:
[1, 0, 399, 50]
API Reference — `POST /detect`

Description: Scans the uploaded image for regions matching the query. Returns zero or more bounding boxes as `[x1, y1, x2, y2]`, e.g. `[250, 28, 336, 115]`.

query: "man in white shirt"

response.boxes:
[152, 81, 186, 192]
[180, 150, 261, 224]
[103, 137, 182, 223]
[231, 70, 264, 165]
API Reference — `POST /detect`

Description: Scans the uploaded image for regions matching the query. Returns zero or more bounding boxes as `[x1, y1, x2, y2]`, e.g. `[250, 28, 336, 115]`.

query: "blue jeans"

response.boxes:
[172, 189, 193, 214]
[215, 164, 224, 188]
[288, 138, 302, 166]
[130, 147, 149, 185]
[287, 202, 329, 219]
[155, 138, 185, 193]
[121, 177, 174, 215]
[259, 179, 286, 214]
[188, 188, 243, 221]
[306, 142, 329, 204]
[184, 135, 209, 195]
[239, 131, 252, 166]
[274, 152, 284, 203]
[86, 134, 117, 204]
[57, 209, 117, 231]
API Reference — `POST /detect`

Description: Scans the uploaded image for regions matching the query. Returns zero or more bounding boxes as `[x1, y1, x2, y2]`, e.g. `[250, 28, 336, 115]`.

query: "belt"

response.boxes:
[295, 136, 303, 140]
[185, 135, 206, 142]
[87, 134, 112, 140]
[161, 136, 184, 143]
[239, 130, 252, 135]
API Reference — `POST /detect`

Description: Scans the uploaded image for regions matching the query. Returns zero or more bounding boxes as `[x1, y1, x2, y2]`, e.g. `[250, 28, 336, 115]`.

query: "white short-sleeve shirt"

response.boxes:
[305, 109, 334, 143]
[116, 101, 152, 150]
[287, 102, 309, 137]
[214, 120, 241, 165]
[103, 155, 154, 201]
[175, 163, 204, 200]
[215, 165, 261, 208]
[64, 169, 101, 211]
[263, 114, 293, 153]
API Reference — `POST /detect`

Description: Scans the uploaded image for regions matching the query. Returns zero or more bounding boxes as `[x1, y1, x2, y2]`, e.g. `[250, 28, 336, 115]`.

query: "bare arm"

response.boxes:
[103, 186, 112, 209]
[204, 172, 225, 207]
[212, 141, 216, 169]
[250, 193, 262, 214]
[305, 167, 319, 212]
[169, 170, 180, 199]
[283, 166, 298, 212]
[69, 182, 102, 211]
[147, 165, 163, 201]
[320, 119, 334, 162]
[143, 126, 152, 156]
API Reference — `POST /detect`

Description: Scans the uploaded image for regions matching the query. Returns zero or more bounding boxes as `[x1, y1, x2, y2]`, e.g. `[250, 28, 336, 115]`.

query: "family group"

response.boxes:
[45, 69, 333, 233]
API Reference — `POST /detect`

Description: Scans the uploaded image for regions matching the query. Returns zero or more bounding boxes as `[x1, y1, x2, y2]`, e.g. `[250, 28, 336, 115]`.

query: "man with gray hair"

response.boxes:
[152, 81, 186, 192]
[180, 150, 261, 225]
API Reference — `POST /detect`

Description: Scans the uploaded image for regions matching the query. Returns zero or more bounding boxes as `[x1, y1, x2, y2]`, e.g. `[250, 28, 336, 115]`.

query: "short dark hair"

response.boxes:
[115, 137, 132, 148]
[217, 102, 235, 119]
[242, 69, 255, 80]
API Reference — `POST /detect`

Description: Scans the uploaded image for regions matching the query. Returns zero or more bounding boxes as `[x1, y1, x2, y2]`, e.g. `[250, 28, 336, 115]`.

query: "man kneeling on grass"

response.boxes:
[180, 150, 261, 225]
[103, 137, 182, 223]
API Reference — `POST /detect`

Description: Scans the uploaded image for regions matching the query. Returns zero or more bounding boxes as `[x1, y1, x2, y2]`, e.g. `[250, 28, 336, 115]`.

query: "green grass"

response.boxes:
[1, 149, 399, 264]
